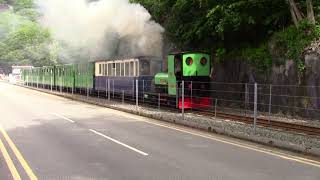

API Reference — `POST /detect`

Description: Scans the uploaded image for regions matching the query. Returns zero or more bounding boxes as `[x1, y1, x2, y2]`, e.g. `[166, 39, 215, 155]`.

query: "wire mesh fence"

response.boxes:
[21, 77, 320, 131]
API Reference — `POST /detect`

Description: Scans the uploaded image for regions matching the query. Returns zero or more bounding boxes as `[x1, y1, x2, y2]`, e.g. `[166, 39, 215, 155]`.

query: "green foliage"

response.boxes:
[215, 48, 226, 64]
[0, 2, 55, 67]
[241, 44, 272, 73]
[0, 0, 9, 4]
[273, 20, 318, 61]
[134, 0, 319, 75]
[16, 8, 39, 22]
[271, 20, 319, 77]
[315, 24, 320, 37]
[134, 0, 291, 50]
[13, 0, 33, 11]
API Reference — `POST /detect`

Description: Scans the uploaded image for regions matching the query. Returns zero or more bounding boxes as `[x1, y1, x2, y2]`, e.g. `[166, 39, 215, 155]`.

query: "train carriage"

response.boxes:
[55, 64, 74, 89]
[41, 66, 55, 88]
[74, 63, 95, 91]
[94, 56, 161, 96]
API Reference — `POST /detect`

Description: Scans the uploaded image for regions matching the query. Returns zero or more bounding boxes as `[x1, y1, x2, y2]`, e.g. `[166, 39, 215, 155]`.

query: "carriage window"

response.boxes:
[101, 64, 104, 75]
[125, 62, 129, 76]
[99, 64, 102, 75]
[104, 64, 108, 75]
[136, 61, 139, 76]
[121, 63, 125, 76]
[108, 63, 112, 76]
[112, 63, 116, 76]
[130, 62, 134, 76]
[116, 63, 121, 76]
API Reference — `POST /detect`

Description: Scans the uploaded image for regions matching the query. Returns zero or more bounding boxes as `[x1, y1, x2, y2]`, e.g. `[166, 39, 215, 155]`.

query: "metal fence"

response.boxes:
[21, 78, 320, 130]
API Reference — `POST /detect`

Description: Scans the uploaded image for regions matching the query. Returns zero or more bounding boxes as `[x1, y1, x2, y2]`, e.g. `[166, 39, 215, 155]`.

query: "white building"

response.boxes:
[10, 66, 34, 84]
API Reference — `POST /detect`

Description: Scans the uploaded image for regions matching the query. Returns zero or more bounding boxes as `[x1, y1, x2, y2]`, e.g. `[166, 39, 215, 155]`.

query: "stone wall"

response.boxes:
[212, 53, 320, 120]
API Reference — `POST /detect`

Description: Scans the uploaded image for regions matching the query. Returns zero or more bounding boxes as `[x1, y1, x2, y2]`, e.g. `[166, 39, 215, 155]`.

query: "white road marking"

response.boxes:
[51, 113, 75, 123]
[89, 129, 149, 156]
[113, 112, 320, 168]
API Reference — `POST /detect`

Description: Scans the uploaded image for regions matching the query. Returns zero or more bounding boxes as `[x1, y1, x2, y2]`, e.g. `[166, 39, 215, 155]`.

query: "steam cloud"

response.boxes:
[35, 0, 164, 62]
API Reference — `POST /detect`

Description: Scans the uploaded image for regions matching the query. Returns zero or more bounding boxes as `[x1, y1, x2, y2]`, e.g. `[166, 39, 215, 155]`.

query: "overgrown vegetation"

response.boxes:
[133, 0, 320, 73]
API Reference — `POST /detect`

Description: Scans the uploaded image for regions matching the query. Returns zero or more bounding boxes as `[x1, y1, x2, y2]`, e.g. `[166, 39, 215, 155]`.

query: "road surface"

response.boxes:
[0, 81, 319, 180]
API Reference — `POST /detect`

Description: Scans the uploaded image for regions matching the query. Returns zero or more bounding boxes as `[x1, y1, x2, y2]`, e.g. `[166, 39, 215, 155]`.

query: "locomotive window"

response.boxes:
[175, 55, 182, 76]
[186, 57, 193, 66]
[200, 57, 207, 66]
[99, 64, 102, 75]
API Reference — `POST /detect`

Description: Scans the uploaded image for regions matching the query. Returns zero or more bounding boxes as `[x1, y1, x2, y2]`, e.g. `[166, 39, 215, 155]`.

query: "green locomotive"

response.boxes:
[154, 52, 211, 109]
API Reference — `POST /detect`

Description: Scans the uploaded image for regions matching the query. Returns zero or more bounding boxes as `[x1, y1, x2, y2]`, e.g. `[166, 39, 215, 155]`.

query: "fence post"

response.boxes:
[182, 81, 185, 120]
[268, 84, 272, 123]
[42, 74, 44, 89]
[60, 78, 62, 93]
[136, 79, 139, 107]
[215, 98, 218, 118]
[122, 90, 124, 104]
[176, 88, 179, 108]
[190, 81, 193, 109]
[158, 93, 161, 110]
[245, 83, 248, 116]
[50, 72, 53, 92]
[97, 79, 100, 99]
[105, 79, 108, 100]
[254, 83, 258, 133]
[108, 79, 110, 101]
[37, 76, 39, 89]
[86, 78, 89, 99]
[142, 80, 145, 104]
[112, 79, 115, 99]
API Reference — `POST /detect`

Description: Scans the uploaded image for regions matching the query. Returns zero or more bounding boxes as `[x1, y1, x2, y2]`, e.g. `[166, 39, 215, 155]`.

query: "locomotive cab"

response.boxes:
[155, 51, 212, 109]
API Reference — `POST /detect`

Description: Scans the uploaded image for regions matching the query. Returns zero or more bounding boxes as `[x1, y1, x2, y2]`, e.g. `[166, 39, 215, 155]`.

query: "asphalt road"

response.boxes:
[0, 81, 320, 180]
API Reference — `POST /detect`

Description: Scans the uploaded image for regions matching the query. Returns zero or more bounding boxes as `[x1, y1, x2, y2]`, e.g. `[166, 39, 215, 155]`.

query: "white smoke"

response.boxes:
[35, 0, 164, 62]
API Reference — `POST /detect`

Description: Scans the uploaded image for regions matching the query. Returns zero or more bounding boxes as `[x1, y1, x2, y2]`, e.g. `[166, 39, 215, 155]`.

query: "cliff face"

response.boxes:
[212, 51, 320, 119]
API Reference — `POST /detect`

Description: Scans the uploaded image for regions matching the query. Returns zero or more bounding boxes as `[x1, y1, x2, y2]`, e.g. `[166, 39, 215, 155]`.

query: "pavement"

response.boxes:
[0, 81, 320, 180]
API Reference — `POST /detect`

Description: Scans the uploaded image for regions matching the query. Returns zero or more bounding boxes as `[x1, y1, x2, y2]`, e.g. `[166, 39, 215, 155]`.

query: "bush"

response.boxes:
[271, 20, 319, 76]
[241, 44, 272, 73]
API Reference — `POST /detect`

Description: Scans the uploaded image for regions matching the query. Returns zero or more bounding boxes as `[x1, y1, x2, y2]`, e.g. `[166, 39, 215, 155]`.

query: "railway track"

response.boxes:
[89, 91, 320, 136]
[197, 111, 320, 136]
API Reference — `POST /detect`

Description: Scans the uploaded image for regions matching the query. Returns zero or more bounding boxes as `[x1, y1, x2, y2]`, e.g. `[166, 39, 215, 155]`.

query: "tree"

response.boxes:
[13, 0, 33, 11]
[288, 0, 316, 27]
[306, 0, 315, 24]
[0, 10, 55, 67]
